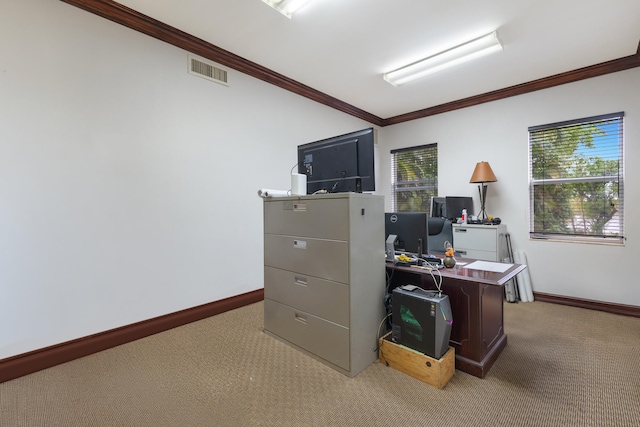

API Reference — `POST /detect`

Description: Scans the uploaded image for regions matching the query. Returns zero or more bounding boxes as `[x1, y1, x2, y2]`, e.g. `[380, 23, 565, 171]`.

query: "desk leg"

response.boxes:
[444, 278, 507, 378]
[454, 333, 507, 378]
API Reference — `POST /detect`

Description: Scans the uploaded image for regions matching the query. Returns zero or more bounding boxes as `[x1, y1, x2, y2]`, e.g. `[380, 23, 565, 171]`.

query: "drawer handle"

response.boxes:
[294, 276, 308, 286]
[294, 313, 307, 324]
[458, 250, 467, 255]
[455, 228, 468, 233]
[293, 240, 307, 249]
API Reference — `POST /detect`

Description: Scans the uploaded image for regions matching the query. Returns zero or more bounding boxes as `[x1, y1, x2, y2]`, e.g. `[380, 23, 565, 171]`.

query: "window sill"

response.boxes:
[529, 234, 624, 246]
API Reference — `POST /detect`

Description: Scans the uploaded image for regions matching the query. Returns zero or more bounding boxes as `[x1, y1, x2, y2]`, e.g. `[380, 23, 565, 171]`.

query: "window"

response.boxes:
[391, 144, 438, 212]
[528, 112, 624, 244]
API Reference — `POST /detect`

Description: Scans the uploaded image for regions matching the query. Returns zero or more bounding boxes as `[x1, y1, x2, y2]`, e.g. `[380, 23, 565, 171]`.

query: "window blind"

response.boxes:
[391, 143, 438, 212]
[528, 112, 624, 243]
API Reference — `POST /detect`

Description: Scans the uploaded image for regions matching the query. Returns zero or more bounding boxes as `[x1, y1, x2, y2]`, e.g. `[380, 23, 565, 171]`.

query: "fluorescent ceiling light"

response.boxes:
[384, 31, 503, 86]
[262, 0, 314, 18]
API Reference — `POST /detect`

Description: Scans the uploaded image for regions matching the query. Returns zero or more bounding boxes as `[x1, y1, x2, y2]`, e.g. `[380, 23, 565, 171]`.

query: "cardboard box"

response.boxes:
[379, 332, 454, 389]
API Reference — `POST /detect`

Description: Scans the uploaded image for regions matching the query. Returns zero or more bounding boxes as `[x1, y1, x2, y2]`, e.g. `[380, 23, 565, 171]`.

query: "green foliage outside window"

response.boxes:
[391, 144, 438, 213]
[529, 113, 623, 242]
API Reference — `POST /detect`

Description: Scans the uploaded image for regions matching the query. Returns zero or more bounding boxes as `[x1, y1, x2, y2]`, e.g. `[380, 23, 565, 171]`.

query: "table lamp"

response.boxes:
[469, 161, 497, 220]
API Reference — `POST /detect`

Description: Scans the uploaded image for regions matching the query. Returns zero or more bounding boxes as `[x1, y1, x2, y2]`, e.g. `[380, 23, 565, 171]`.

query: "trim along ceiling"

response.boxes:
[61, 0, 640, 127]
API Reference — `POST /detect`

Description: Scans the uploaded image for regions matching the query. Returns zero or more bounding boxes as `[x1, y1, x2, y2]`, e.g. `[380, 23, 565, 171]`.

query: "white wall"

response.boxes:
[0, 0, 372, 359]
[378, 68, 639, 306]
[2, 0, 637, 362]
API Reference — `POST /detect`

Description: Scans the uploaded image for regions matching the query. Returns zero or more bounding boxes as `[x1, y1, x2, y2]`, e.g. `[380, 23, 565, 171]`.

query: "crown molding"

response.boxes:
[60, 0, 385, 126]
[383, 52, 640, 126]
[59, 0, 640, 127]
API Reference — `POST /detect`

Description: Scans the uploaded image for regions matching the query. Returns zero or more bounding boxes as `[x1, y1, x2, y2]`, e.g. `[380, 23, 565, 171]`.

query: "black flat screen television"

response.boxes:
[384, 212, 429, 256]
[297, 128, 375, 194]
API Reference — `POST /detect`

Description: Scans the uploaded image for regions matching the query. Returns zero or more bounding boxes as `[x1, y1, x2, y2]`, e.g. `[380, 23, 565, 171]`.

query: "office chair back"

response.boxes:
[428, 217, 453, 254]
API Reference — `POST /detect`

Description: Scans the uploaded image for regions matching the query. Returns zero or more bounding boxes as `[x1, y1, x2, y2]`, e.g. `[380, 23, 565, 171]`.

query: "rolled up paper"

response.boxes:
[257, 188, 290, 198]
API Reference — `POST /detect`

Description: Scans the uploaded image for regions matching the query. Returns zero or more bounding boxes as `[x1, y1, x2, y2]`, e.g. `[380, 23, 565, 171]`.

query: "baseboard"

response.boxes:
[0, 289, 264, 384]
[533, 292, 640, 318]
[3, 289, 635, 384]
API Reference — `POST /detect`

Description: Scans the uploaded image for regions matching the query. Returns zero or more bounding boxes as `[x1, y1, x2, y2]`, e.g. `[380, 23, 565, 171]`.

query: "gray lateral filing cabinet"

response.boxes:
[263, 193, 385, 377]
[452, 223, 508, 262]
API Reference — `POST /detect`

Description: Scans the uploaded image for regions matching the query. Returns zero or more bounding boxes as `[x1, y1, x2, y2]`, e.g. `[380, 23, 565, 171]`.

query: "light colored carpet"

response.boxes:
[1, 300, 639, 426]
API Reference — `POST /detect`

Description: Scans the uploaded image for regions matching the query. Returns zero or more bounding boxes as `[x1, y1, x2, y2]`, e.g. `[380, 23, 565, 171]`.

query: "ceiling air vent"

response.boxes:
[188, 55, 228, 86]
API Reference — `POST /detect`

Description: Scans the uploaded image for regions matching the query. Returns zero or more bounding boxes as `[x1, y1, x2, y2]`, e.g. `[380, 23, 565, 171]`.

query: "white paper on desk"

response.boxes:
[465, 260, 513, 273]
[257, 188, 290, 198]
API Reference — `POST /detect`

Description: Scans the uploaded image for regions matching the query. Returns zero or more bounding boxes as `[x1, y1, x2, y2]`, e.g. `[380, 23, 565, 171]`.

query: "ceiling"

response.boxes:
[110, 0, 639, 121]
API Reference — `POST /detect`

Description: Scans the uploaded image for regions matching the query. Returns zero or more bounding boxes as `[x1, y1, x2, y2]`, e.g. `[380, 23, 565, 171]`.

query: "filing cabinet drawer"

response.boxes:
[453, 226, 496, 252]
[264, 266, 349, 327]
[264, 299, 350, 371]
[264, 234, 349, 284]
[263, 197, 349, 240]
[454, 248, 497, 261]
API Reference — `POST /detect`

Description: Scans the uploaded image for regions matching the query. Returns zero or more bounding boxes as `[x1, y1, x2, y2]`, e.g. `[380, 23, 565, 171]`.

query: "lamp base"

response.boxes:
[477, 184, 488, 221]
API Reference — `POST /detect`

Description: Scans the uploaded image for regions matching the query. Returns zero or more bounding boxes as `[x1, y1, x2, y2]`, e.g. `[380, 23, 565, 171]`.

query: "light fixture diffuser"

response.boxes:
[384, 31, 503, 86]
[262, 0, 314, 18]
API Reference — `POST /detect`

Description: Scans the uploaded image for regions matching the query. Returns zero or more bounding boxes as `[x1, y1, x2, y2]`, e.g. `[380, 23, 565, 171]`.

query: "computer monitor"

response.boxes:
[430, 196, 446, 218]
[445, 196, 474, 221]
[384, 212, 429, 256]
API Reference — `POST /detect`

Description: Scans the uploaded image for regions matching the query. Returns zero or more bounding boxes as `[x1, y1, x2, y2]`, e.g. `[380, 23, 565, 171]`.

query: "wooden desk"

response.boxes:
[387, 259, 526, 378]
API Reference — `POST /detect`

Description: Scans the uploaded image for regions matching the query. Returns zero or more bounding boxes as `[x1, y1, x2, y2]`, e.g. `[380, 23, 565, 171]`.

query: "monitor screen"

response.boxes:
[430, 196, 446, 218]
[384, 212, 429, 255]
[445, 196, 474, 221]
[298, 128, 375, 194]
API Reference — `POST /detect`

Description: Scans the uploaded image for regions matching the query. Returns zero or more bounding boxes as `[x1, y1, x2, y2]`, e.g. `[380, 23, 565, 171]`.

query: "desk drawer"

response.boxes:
[264, 234, 349, 284]
[264, 299, 349, 371]
[264, 198, 349, 240]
